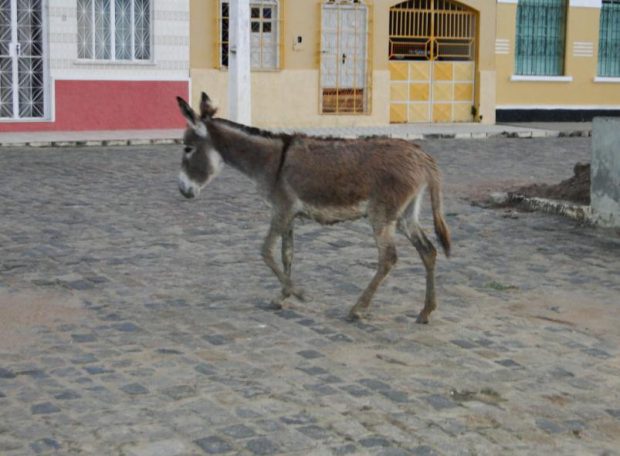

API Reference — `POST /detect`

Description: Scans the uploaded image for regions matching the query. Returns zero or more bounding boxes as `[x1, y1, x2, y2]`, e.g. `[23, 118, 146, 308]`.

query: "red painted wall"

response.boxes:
[0, 80, 189, 132]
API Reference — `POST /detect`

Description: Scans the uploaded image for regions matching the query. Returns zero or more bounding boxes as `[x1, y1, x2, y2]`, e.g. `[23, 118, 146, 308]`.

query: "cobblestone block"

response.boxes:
[245, 437, 279, 455]
[30, 403, 60, 415]
[120, 384, 149, 395]
[194, 436, 234, 454]
[220, 424, 256, 439]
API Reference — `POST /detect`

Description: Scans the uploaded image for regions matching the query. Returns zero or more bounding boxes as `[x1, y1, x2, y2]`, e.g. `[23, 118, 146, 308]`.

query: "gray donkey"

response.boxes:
[176, 93, 450, 323]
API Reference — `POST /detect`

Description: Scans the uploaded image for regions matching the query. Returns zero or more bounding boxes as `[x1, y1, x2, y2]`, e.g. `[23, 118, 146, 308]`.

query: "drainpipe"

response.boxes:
[228, 0, 252, 125]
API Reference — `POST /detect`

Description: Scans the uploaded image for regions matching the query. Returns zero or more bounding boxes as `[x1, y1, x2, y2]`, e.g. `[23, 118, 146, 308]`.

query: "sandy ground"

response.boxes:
[0, 290, 85, 353]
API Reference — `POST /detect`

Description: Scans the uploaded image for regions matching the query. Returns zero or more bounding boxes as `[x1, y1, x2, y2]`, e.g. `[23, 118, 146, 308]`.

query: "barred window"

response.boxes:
[598, 0, 620, 77]
[220, 0, 280, 70]
[514, 0, 567, 76]
[77, 0, 151, 61]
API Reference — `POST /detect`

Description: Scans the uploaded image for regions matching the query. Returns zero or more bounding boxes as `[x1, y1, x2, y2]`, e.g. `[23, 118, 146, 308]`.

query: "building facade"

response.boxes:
[190, 0, 620, 128]
[496, 0, 620, 121]
[0, 0, 189, 133]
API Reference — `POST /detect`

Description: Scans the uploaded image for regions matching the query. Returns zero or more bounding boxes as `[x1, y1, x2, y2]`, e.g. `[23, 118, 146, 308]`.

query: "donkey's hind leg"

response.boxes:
[348, 221, 398, 320]
[400, 218, 438, 324]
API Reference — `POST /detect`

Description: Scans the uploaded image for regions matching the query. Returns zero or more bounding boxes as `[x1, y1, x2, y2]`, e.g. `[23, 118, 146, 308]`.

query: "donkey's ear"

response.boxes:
[177, 96, 197, 125]
[199, 92, 218, 119]
[177, 96, 208, 137]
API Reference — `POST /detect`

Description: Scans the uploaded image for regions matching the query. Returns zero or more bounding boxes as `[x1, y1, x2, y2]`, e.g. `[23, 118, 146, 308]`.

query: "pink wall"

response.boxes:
[0, 80, 189, 132]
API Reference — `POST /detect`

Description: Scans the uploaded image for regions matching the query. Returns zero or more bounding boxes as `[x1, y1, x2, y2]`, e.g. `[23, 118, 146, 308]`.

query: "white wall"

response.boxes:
[48, 0, 190, 81]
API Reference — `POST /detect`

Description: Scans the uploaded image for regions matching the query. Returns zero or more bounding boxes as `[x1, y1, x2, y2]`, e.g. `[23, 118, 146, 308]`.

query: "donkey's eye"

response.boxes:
[184, 146, 193, 153]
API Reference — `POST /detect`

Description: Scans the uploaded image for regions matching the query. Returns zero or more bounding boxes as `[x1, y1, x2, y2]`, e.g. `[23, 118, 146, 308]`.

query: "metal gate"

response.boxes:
[320, 0, 371, 114]
[388, 0, 476, 123]
[0, 0, 46, 120]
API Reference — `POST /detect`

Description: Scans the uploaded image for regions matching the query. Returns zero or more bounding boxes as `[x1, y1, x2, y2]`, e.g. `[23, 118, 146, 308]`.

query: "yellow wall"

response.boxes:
[190, 0, 497, 127]
[496, 4, 620, 109]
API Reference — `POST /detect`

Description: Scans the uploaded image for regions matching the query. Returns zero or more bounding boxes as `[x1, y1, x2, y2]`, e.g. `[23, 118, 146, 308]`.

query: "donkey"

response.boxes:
[176, 93, 450, 323]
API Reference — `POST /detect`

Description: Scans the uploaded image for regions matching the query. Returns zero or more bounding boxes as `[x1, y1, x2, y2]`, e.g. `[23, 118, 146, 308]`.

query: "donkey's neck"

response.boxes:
[206, 119, 285, 184]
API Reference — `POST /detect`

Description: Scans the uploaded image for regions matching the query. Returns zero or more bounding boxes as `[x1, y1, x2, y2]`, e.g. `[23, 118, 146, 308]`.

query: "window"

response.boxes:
[219, 0, 280, 70]
[77, 0, 151, 61]
[598, 0, 620, 77]
[514, 0, 567, 76]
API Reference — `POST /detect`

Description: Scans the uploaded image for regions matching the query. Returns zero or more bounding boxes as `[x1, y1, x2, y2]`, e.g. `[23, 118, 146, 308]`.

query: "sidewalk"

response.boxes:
[0, 122, 592, 147]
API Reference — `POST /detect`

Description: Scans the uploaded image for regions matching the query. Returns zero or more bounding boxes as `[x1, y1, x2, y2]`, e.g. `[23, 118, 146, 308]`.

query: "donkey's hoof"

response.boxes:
[416, 313, 430, 324]
[268, 299, 284, 310]
[286, 287, 307, 302]
[347, 308, 368, 322]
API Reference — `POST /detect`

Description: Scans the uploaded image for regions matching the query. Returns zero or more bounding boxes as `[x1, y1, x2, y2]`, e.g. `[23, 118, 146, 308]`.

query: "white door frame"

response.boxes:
[320, 0, 369, 114]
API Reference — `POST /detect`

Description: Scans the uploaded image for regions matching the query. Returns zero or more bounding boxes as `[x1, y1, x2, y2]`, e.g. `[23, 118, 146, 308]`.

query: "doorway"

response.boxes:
[388, 0, 476, 123]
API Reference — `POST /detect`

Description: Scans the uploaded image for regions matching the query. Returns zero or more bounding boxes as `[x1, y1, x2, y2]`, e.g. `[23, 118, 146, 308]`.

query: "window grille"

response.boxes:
[389, 0, 476, 62]
[514, 0, 567, 76]
[218, 0, 281, 70]
[598, 0, 620, 77]
[77, 0, 151, 61]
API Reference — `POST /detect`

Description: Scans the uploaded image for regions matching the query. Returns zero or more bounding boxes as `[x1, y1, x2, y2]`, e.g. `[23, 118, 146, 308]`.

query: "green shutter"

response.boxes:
[598, 0, 620, 77]
[515, 0, 567, 76]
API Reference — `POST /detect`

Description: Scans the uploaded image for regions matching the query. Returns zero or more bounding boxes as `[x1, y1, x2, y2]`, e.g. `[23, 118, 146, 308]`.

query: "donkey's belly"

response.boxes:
[296, 200, 368, 225]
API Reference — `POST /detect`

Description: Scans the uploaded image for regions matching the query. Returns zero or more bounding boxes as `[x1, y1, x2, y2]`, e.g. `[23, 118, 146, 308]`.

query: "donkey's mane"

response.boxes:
[211, 118, 395, 144]
[213, 117, 295, 142]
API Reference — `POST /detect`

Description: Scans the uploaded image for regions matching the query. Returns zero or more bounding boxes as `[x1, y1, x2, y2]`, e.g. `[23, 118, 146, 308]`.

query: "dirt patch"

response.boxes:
[510, 162, 591, 205]
[507, 289, 620, 344]
[0, 289, 85, 353]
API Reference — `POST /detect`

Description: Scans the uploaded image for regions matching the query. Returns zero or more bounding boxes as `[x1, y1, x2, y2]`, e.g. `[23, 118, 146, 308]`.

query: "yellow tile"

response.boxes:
[432, 103, 452, 122]
[453, 103, 473, 122]
[390, 103, 407, 123]
[453, 61, 474, 81]
[433, 62, 453, 81]
[411, 62, 430, 81]
[390, 83, 409, 102]
[454, 83, 473, 102]
[432, 82, 453, 102]
[409, 103, 431, 123]
[389, 62, 409, 81]
[409, 83, 429, 101]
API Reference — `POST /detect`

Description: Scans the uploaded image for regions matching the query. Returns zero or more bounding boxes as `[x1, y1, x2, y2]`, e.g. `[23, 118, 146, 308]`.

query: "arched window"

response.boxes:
[389, 0, 476, 62]
[598, 0, 620, 77]
[219, 0, 280, 70]
[514, 0, 567, 76]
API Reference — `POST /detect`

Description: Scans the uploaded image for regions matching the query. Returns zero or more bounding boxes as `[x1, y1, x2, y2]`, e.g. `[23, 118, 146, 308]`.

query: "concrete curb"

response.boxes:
[0, 138, 183, 148]
[0, 129, 591, 148]
[490, 192, 594, 225]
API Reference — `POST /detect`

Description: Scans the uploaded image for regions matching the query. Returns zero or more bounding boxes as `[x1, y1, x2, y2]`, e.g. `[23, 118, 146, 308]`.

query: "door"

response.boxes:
[320, 0, 369, 114]
[0, 0, 46, 120]
[388, 0, 476, 123]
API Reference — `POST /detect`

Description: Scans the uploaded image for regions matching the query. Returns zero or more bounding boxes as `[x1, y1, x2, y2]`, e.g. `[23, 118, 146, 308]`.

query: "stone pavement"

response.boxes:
[0, 137, 619, 455]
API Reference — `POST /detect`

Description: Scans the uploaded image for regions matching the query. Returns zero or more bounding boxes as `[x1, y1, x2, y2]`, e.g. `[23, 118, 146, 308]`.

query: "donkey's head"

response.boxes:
[176, 93, 222, 199]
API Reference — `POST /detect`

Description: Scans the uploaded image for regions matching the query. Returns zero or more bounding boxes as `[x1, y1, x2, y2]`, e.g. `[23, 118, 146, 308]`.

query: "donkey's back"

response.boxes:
[282, 136, 441, 225]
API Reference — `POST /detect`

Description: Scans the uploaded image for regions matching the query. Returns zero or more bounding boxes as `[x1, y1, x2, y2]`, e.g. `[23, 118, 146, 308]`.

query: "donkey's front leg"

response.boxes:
[261, 216, 304, 308]
[282, 224, 294, 278]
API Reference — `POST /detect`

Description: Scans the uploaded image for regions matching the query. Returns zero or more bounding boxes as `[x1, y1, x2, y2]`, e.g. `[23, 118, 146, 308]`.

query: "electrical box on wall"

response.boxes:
[293, 35, 304, 51]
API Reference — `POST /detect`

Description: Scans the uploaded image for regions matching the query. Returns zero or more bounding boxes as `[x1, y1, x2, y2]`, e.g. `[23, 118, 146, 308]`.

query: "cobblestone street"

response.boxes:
[1, 137, 619, 455]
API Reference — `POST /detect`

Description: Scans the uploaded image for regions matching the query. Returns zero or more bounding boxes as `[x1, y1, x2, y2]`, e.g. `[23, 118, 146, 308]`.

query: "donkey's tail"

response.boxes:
[428, 175, 451, 257]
